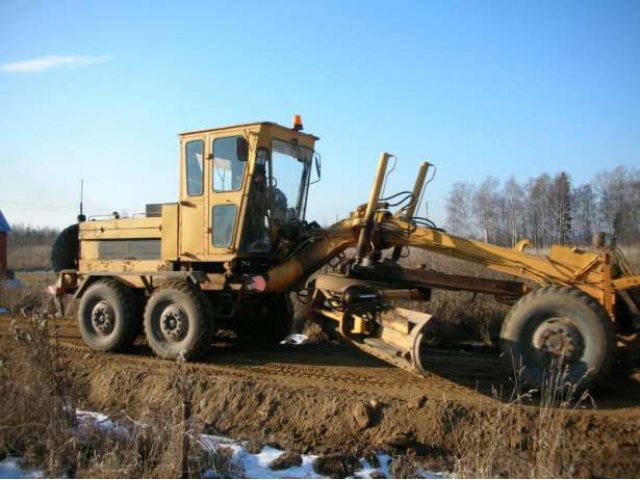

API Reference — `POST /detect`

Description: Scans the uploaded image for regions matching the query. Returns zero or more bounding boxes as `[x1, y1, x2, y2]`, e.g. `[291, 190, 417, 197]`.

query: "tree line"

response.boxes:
[7, 223, 59, 248]
[444, 166, 640, 247]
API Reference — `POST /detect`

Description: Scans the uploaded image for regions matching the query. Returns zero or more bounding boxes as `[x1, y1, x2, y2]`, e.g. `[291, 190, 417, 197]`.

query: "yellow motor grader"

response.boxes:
[52, 117, 640, 390]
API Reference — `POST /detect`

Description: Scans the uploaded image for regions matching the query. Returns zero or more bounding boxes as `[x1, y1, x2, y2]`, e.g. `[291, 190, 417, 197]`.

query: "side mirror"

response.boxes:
[309, 152, 322, 185]
[236, 137, 248, 162]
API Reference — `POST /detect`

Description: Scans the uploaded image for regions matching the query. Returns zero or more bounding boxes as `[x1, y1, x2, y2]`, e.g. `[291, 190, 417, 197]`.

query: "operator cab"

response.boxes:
[178, 118, 320, 264]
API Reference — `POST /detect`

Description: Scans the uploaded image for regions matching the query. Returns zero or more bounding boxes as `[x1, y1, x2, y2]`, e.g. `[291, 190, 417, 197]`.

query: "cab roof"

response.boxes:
[179, 121, 319, 140]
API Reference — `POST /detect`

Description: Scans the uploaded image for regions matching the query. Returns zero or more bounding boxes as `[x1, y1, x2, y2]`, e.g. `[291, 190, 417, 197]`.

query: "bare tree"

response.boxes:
[445, 181, 476, 237]
[593, 166, 640, 243]
[550, 172, 572, 244]
[571, 184, 596, 245]
[525, 174, 552, 248]
[473, 177, 500, 243]
[443, 164, 639, 247]
[503, 176, 525, 247]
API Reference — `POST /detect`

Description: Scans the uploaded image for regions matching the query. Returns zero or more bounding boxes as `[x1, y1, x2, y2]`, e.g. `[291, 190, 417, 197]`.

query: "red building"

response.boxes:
[0, 210, 10, 274]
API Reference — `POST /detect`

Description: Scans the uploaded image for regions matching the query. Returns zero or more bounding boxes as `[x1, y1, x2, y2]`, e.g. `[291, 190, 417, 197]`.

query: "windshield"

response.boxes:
[270, 139, 314, 221]
[240, 140, 315, 253]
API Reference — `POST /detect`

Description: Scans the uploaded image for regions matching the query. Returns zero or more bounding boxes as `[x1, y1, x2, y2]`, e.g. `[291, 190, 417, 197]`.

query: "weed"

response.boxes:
[447, 359, 593, 478]
[0, 315, 77, 477]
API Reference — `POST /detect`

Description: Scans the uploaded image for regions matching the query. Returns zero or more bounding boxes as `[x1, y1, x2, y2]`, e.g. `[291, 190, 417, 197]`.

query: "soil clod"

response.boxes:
[384, 431, 416, 453]
[313, 453, 362, 478]
[244, 438, 263, 454]
[408, 394, 428, 409]
[353, 401, 374, 429]
[269, 451, 303, 470]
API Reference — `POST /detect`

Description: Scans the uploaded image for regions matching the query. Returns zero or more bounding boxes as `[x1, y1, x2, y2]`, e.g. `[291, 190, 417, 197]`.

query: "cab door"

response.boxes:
[178, 137, 208, 260]
[206, 132, 250, 257]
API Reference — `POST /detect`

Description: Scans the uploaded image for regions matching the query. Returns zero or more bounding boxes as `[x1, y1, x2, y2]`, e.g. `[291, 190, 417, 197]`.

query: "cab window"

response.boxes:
[212, 204, 237, 247]
[212, 136, 247, 192]
[185, 140, 204, 196]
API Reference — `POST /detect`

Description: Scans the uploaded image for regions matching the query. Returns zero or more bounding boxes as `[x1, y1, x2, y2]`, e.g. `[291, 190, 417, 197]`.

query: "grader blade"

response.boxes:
[315, 303, 433, 376]
[311, 274, 434, 376]
[361, 306, 432, 375]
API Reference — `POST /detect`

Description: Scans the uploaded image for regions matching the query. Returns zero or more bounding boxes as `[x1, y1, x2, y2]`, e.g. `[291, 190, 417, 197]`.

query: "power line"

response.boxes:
[0, 200, 132, 214]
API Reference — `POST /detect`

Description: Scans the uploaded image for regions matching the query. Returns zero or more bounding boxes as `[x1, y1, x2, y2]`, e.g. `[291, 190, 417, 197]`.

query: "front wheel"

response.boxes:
[500, 286, 616, 391]
[143, 282, 215, 360]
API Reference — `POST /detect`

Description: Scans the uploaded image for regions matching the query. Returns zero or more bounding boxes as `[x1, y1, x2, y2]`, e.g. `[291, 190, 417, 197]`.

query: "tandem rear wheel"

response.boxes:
[77, 279, 139, 352]
[500, 286, 616, 392]
[143, 281, 216, 361]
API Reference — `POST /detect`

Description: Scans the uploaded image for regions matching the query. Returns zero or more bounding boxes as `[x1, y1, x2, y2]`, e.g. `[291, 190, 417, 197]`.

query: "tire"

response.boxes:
[143, 281, 215, 361]
[51, 224, 79, 272]
[77, 279, 139, 352]
[235, 294, 293, 344]
[500, 286, 616, 391]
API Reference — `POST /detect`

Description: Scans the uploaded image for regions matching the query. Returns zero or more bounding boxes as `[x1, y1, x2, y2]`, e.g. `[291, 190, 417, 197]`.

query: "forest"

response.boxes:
[444, 165, 640, 248]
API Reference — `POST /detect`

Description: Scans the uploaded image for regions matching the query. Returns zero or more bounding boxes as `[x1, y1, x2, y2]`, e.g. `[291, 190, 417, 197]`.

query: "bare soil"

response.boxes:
[2, 314, 640, 477]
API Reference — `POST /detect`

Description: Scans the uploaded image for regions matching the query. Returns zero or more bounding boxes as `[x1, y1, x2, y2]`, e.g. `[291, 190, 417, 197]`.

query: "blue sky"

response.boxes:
[1, 0, 639, 229]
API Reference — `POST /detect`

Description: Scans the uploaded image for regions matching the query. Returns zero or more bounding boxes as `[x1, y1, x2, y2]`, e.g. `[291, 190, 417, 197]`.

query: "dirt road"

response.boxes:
[2, 314, 640, 476]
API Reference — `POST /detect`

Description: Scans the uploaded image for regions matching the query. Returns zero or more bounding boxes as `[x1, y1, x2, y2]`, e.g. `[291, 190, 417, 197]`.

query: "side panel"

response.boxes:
[79, 258, 168, 273]
[80, 217, 162, 240]
[79, 217, 167, 272]
[97, 239, 160, 259]
[161, 204, 179, 261]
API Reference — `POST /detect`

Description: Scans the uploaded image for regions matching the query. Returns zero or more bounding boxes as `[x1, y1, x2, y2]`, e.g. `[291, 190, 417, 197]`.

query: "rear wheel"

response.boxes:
[143, 281, 215, 360]
[77, 279, 139, 352]
[500, 286, 616, 391]
[235, 294, 293, 344]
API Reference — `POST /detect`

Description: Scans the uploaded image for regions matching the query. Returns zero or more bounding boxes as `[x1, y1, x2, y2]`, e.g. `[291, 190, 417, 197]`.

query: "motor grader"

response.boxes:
[52, 117, 640, 390]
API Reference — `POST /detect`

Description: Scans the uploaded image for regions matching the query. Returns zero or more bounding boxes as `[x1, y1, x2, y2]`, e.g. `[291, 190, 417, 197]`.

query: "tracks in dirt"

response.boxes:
[4, 316, 640, 411]
[55, 337, 460, 401]
[5, 316, 506, 404]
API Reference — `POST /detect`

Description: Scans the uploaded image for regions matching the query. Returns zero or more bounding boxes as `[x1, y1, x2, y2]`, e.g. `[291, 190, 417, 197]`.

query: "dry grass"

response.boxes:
[0, 314, 243, 478]
[7, 245, 52, 271]
[0, 315, 77, 476]
[444, 360, 594, 478]
[395, 248, 515, 345]
[0, 283, 53, 316]
[620, 243, 640, 271]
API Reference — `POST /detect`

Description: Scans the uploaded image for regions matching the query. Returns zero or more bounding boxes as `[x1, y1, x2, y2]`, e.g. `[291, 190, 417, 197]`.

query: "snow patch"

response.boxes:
[280, 333, 308, 345]
[0, 457, 42, 479]
[2, 409, 446, 479]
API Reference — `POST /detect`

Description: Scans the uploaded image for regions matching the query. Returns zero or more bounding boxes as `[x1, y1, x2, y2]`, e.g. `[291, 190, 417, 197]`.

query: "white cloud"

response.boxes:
[0, 54, 109, 73]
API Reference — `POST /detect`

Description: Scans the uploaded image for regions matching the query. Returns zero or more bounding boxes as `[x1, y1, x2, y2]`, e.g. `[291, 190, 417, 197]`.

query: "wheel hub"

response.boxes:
[533, 318, 584, 362]
[160, 305, 187, 341]
[91, 301, 115, 335]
